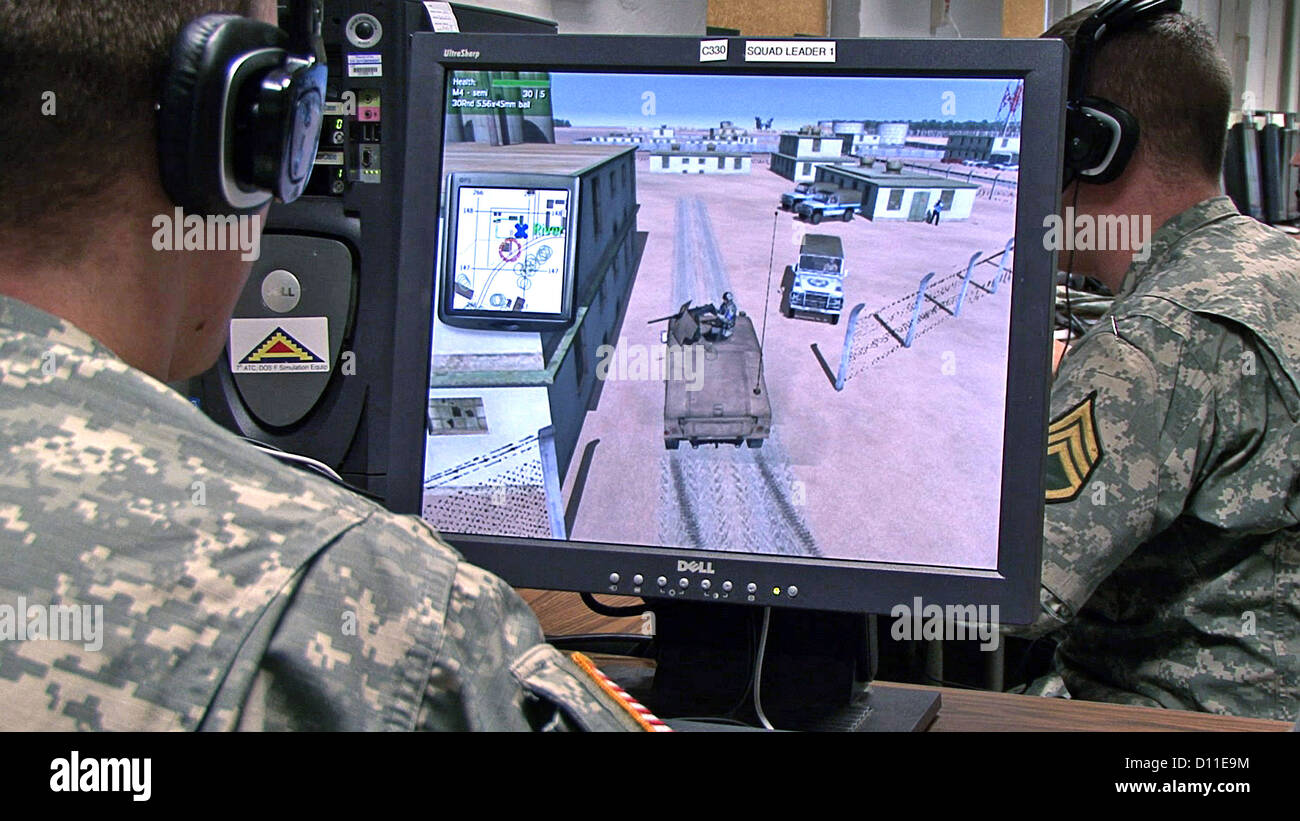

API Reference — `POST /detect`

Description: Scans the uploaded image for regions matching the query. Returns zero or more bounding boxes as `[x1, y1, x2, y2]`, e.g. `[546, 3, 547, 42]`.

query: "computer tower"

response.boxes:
[187, 1, 557, 498]
[1259, 122, 1286, 224]
[1285, 126, 1300, 222]
[1223, 120, 1264, 221]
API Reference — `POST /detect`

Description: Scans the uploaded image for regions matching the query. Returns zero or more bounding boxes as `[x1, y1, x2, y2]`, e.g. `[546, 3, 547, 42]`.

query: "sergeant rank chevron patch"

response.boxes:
[1044, 391, 1103, 503]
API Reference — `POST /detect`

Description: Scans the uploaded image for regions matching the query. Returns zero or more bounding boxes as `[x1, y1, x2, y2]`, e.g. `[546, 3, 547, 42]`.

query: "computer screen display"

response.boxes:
[440, 172, 580, 328]
[393, 34, 1063, 619]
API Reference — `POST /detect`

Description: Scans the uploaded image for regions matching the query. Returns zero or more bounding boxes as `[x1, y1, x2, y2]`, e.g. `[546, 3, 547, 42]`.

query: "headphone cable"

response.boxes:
[1060, 181, 1082, 359]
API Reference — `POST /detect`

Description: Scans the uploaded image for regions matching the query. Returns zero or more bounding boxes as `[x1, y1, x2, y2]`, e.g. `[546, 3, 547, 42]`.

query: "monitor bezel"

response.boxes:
[388, 33, 1067, 624]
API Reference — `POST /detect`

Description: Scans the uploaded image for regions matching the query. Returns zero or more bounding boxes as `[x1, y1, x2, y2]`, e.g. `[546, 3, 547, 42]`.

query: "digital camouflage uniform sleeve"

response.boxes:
[0, 294, 645, 732]
[210, 508, 647, 732]
[1013, 313, 1217, 639]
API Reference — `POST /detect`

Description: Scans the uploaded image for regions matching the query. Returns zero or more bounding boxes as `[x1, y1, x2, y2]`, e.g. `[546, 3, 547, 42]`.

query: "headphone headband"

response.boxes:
[1062, 0, 1183, 187]
[1068, 0, 1182, 106]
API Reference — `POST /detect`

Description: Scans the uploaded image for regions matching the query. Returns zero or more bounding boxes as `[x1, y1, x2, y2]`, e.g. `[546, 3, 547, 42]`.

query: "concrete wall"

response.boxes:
[1049, 0, 1298, 115]
[849, 0, 1003, 38]
[461, 0, 709, 34]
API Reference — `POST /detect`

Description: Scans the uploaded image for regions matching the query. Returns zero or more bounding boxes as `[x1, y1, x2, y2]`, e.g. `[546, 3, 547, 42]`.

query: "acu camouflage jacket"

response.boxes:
[1028, 196, 1300, 720]
[0, 296, 644, 731]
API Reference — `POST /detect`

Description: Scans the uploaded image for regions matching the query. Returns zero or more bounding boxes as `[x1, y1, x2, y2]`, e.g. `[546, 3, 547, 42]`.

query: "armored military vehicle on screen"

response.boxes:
[651, 300, 771, 449]
[781, 234, 845, 324]
[780, 181, 838, 211]
[794, 187, 861, 223]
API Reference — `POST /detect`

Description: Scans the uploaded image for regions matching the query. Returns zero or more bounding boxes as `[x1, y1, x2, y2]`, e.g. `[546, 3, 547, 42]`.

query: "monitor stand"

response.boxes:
[609, 601, 940, 732]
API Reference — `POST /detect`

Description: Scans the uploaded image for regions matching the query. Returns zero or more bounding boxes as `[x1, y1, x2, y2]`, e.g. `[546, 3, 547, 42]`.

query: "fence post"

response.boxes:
[953, 250, 982, 316]
[828, 303, 868, 390]
[904, 272, 936, 347]
[538, 425, 567, 540]
[988, 237, 1015, 294]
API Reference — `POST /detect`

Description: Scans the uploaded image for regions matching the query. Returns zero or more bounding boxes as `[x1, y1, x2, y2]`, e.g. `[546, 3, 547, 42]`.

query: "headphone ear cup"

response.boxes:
[157, 15, 286, 215]
[1067, 96, 1140, 185]
[157, 15, 240, 214]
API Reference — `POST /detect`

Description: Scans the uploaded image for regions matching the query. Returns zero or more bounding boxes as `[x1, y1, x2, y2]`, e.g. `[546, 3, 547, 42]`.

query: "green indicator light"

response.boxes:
[335, 118, 344, 130]
[772, 587, 781, 596]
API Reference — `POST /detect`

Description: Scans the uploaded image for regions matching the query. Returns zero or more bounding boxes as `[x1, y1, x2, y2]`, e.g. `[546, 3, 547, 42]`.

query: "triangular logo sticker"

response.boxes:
[239, 327, 324, 365]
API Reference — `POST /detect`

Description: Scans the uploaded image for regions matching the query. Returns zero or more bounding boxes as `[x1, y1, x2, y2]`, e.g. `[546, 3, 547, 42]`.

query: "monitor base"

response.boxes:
[606, 665, 941, 732]
[595, 600, 941, 732]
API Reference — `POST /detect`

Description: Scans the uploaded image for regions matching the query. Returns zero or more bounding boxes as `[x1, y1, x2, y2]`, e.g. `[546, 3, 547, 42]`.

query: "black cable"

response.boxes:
[718, 609, 763, 723]
[579, 591, 650, 618]
[237, 435, 386, 503]
[1061, 180, 1082, 350]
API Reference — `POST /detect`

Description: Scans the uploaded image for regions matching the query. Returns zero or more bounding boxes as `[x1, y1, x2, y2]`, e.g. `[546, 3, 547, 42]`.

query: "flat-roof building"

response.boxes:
[770, 132, 857, 182]
[814, 165, 980, 221]
[945, 134, 1021, 163]
[650, 149, 752, 174]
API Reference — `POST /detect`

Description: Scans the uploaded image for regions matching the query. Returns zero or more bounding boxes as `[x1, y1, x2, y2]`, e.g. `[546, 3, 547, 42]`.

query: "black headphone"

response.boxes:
[158, 0, 327, 215]
[1063, 0, 1182, 188]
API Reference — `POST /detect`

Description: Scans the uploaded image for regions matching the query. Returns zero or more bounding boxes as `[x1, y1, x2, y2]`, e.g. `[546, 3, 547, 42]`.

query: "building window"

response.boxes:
[812, 138, 822, 152]
[732, 157, 741, 170]
[800, 162, 810, 176]
[887, 189, 903, 210]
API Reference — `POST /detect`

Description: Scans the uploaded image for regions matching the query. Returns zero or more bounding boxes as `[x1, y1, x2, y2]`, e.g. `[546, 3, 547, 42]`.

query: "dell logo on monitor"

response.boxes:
[677, 560, 715, 574]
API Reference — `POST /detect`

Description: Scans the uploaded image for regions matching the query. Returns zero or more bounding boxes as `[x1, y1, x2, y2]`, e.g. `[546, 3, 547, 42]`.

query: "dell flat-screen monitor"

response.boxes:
[387, 33, 1064, 632]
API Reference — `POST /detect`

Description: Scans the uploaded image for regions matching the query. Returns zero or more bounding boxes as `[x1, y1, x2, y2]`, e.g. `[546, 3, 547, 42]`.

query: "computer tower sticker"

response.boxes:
[230, 316, 330, 373]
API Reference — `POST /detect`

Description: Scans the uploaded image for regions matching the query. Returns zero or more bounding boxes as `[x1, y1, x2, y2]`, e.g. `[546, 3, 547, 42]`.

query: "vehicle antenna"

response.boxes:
[755, 210, 778, 395]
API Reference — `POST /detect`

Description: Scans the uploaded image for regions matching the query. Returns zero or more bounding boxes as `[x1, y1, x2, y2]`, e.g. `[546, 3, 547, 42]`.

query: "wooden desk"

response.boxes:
[520, 590, 1292, 732]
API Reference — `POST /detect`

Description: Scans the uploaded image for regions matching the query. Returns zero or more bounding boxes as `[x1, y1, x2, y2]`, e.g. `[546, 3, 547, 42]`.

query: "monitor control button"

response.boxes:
[746, 582, 757, 594]
[678, 577, 689, 589]
[722, 581, 733, 592]
[633, 574, 644, 586]
[609, 573, 620, 585]
[700, 579, 711, 591]
[657, 576, 668, 588]
[787, 585, 799, 598]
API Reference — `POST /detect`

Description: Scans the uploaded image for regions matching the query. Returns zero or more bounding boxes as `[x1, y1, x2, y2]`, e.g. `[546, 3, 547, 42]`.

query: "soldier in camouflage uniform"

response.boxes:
[0, 1, 645, 731]
[1013, 5, 1300, 721]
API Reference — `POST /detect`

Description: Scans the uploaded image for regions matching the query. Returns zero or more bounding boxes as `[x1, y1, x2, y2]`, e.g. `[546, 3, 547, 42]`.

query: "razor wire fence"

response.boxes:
[421, 430, 562, 539]
[817, 238, 1015, 390]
